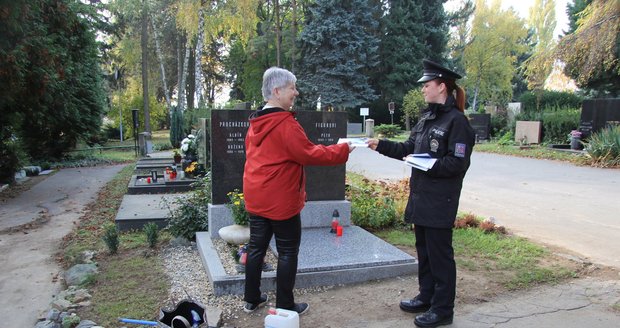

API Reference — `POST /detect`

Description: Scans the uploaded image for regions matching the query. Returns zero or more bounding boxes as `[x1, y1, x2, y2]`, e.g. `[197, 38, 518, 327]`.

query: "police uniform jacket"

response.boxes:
[376, 95, 475, 228]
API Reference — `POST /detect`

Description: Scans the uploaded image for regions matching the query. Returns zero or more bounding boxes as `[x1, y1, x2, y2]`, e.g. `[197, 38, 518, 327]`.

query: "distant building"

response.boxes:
[544, 60, 579, 92]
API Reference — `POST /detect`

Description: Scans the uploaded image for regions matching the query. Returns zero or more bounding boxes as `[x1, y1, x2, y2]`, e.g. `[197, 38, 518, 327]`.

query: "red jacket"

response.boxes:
[243, 109, 349, 220]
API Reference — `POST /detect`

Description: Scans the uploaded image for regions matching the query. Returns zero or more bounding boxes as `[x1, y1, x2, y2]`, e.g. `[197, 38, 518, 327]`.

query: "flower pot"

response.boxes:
[218, 224, 250, 245]
[173, 155, 182, 164]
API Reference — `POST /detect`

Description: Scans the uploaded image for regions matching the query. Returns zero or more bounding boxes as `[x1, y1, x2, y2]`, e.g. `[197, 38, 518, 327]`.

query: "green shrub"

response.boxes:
[102, 223, 119, 254]
[490, 110, 509, 138]
[62, 314, 81, 328]
[497, 130, 515, 145]
[152, 142, 173, 151]
[515, 107, 581, 144]
[541, 107, 581, 144]
[0, 137, 25, 184]
[585, 126, 620, 167]
[143, 222, 159, 248]
[103, 124, 120, 140]
[169, 106, 184, 148]
[519, 90, 583, 112]
[166, 174, 211, 240]
[374, 124, 401, 138]
[348, 181, 398, 230]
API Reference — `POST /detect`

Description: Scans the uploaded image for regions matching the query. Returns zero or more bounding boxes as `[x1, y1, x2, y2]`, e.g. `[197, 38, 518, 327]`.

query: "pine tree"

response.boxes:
[379, 0, 449, 104]
[1, 0, 107, 161]
[297, 0, 381, 110]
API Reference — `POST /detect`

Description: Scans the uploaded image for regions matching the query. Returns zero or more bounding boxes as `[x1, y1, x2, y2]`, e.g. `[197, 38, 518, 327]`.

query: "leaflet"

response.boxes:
[404, 153, 437, 171]
[337, 138, 369, 147]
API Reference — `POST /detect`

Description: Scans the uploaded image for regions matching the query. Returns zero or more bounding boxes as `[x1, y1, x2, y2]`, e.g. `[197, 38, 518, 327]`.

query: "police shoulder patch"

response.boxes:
[455, 143, 466, 158]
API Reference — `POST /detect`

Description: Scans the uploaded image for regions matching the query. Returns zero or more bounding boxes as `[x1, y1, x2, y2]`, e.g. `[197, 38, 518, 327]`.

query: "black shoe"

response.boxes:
[244, 294, 268, 313]
[414, 310, 453, 327]
[400, 296, 431, 313]
[290, 302, 309, 315]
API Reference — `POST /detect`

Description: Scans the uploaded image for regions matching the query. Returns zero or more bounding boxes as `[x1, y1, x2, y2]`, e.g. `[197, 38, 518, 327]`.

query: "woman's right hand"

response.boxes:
[367, 138, 379, 150]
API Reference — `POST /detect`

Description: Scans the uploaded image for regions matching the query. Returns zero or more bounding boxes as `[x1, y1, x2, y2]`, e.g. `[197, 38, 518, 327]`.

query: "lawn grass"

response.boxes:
[61, 163, 173, 325]
[376, 223, 576, 290]
[77, 250, 169, 327]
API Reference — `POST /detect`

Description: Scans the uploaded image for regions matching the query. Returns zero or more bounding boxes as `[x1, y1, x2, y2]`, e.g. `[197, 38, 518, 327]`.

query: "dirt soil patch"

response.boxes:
[221, 243, 618, 327]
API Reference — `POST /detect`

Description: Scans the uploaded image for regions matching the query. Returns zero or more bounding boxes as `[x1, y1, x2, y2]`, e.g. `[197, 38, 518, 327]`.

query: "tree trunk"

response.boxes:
[187, 50, 195, 110]
[405, 113, 410, 131]
[291, 0, 297, 73]
[178, 39, 191, 112]
[472, 78, 480, 112]
[195, 1, 205, 108]
[150, 15, 171, 111]
[275, 0, 281, 67]
[141, 0, 151, 133]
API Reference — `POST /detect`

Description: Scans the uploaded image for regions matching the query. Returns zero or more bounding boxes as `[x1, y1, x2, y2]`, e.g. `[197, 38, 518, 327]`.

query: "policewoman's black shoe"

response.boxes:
[399, 297, 431, 313]
[414, 310, 453, 327]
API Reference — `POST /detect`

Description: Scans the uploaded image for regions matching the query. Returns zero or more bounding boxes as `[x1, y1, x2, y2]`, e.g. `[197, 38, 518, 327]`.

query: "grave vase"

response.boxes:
[570, 136, 582, 150]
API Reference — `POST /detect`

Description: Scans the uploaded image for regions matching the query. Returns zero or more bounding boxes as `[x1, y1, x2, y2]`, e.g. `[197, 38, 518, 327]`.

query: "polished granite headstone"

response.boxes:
[210, 109, 252, 205]
[209, 109, 350, 237]
[580, 99, 620, 138]
[469, 113, 491, 141]
[210, 109, 348, 204]
[296, 111, 347, 201]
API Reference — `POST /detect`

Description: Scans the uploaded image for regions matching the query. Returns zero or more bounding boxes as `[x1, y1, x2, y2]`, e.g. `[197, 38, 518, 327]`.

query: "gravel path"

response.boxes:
[160, 240, 331, 324]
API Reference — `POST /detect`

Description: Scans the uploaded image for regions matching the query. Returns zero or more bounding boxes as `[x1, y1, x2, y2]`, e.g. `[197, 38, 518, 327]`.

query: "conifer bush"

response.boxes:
[143, 222, 159, 248]
[102, 223, 119, 255]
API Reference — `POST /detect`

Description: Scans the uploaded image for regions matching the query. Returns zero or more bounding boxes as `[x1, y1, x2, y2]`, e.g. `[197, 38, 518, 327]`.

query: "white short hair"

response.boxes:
[262, 67, 297, 101]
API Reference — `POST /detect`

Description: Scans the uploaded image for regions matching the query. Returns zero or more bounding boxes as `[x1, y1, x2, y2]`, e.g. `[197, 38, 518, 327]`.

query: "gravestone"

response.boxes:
[197, 118, 210, 169]
[515, 121, 542, 144]
[507, 102, 522, 123]
[210, 109, 252, 205]
[233, 102, 252, 110]
[579, 99, 620, 138]
[468, 113, 491, 141]
[208, 109, 350, 238]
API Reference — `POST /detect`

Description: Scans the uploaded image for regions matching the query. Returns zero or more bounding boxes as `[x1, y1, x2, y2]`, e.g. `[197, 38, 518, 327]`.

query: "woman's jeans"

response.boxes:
[244, 213, 301, 309]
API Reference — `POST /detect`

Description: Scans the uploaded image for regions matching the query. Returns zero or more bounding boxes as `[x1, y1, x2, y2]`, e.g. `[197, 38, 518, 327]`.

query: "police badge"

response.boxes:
[430, 139, 439, 152]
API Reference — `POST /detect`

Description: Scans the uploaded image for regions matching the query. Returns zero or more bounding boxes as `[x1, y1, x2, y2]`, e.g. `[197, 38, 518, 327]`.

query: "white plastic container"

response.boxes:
[264, 308, 299, 328]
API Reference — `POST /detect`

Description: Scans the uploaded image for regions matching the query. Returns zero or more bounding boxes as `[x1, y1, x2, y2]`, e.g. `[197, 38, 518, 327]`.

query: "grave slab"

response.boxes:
[196, 227, 417, 296]
[135, 157, 176, 170]
[127, 174, 196, 194]
[115, 193, 186, 231]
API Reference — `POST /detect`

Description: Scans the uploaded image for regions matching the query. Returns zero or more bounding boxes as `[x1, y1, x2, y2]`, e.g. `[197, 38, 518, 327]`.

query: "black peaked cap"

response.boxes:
[417, 59, 462, 83]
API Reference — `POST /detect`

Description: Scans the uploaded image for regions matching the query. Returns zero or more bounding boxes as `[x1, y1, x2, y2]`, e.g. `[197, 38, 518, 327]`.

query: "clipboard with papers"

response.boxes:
[404, 153, 437, 171]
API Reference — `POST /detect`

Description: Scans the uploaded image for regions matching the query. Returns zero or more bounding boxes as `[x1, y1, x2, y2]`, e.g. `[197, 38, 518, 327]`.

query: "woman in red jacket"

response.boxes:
[243, 67, 353, 315]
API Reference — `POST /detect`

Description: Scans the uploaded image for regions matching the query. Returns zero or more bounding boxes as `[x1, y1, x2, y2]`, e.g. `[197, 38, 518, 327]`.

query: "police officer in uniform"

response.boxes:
[368, 59, 474, 327]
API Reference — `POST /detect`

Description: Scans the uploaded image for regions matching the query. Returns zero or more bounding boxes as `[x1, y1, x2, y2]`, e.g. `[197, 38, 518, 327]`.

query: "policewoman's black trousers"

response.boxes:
[414, 225, 456, 316]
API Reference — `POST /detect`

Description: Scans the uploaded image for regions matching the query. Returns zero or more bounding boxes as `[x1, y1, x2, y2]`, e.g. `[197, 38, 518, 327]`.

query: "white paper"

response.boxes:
[404, 153, 437, 171]
[337, 138, 369, 147]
